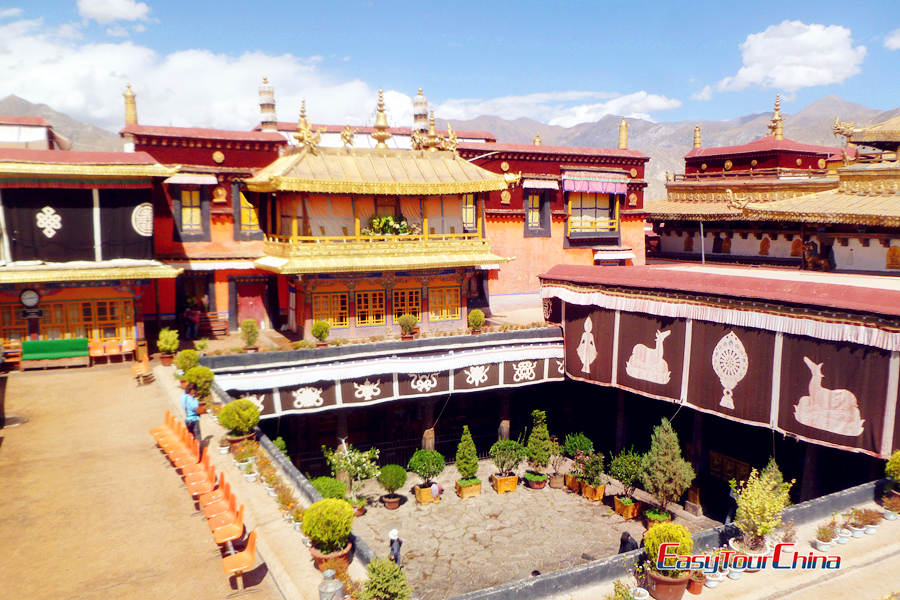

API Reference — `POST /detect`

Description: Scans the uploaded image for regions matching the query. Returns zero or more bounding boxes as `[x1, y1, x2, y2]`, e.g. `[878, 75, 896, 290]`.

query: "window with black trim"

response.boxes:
[172, 186, 210, 241]
[461, 194, 476, 231]
[524, 191, 551, 237]
[567, 192, 616, 239]
[233, 187, 264, 241]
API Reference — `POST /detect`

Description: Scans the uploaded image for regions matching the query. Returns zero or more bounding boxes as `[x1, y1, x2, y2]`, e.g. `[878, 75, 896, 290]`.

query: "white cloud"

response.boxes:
[105, 24, 128, 37]
[436, 90, 679, 126]
[691, 85, 712, 101]
[886, 28, 900, 50]
[0, 7, 23, 19]
[77, 0, 149, 24]
[718, 21, 866, 92]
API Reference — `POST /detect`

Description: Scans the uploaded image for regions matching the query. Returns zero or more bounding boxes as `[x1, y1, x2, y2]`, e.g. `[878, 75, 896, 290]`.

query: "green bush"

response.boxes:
[194, 338, 209, 352]
[183, 365, 214, 400]
[467, 308, 485, 331]
[731, 466, 794, 550]
[174, 349, 199, 372]
[311, 476, 348, 499]
[886, 450, 900, 482]
[524, 471, 548, 482]
[563, 432, 594, 458]
[322, 443, 380, 498]
[301, 498, 354, 554]
[455, 425, 479, 481]
[489, 439, 527, 475]
[407, 449, 445, 484]
[157, 327, 179, 354]
[273, 436, 289, 456]
[361, 557, 412, 600]
[311, 320, 331, 342]
[643, 522, 693, 577]
[377, 464, 408, 494]
[240, 318, 259, 347]
[217, 398, 260, 436]
[526, 409, 552, 471]
[397, 313, 417, 335]
[609, 448, 644, 498]
[641, 418, 695, 511]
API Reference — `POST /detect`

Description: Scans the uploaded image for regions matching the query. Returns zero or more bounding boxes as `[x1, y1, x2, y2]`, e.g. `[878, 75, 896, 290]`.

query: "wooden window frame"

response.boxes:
[172, 185, 211, 242]
[428, 287, 460, 321]
[356, 290, 386, 327]
[312, 293, 349, 329]
[232, 183, 264, 241]
[392, 289, 421, 321]
[524, 191, 551, 237]
[461, 194, 477, 232]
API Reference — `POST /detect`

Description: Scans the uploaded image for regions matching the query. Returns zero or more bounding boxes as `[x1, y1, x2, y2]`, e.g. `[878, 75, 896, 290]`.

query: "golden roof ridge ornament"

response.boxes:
[767, 93, 784, 140]
[693, 125, 702, 149]
[123, 83, 138, 126]
[533, 133, 542, 146]
[294, 100, 323, 152]
[443, 123, 458, 154]
[424, 110, 442, 151]
[370, 89, 393, 148]
[341, 125, 356, 148]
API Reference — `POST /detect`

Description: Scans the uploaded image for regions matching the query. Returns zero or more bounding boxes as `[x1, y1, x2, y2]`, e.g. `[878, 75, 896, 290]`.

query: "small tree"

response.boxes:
[184, 365, 214, 399]
[562, 432, 594, 458]
[157, 327, 179, 354]
[407, 449, 445, 485]
[377, 464, 407, 495]
[322, 442, 381, 500]
[240, 318, 259, 348]
[643, 522, 693, 577]
[397, 314, 417, 336]
[489, 439, 527, 476]
[641, 418, 695, 512]
[548, 439, 566, 475]
[609, 448, 644, 498]
[361, 558, 412, 600]
[885, 450, 900, 484]
[217, 398, 260, 436]
[301, 498, 354, 554]
[455, 425, 479, 482]
[311, 320, 331, 343]
[468, 308, 485, 332]
[731, 466, 794, 551]
[174, 349, 199, 372]
[526, 409, 552, 472]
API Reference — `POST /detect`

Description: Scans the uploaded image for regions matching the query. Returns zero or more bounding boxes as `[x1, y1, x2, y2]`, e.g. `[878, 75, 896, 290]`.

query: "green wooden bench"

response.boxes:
[21, 338, 90, 370]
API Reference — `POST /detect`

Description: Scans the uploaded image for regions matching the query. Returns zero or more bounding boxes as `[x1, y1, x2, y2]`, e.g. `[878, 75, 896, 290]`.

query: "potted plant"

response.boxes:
[377, 464, 407, 509]
[242, 462, 258, 483]
[729, 462, 794, 555]
[815, 520, 836, 551]
[217, 398, 260, 447]
[311, 476, 348, 499]
[157, 327, 179, 365]
[312, 320, 331, 347]
[610, 447, 644, 519]
[578, 452, 606, 501]
[217, 436, 230, 455]
[468, 308, 485, 334]
[883, 494, 900, 520]
[641, 419, 695, 526]
[194, 338, 209, 355]
[547, 439, 566, 489]
[291, 505, 305, 531]
[687, 570, 706, 595]
[643, 522, 693, 600]
[174, 349, 199, 374]
[276, 484, 297, 515]
[397, 314, 417, 341]
[727, 554, 747, 580]
[703, 549, 726, 588]
[360, 557, 412, 600]
[322, 442, 380, 515]
[240, 318, 260, 352]
[886, 449, 900, 497]
[845, 509, 865, 537]
[563, 432, 593, 492]
[455, 425, 481, 499]
[184, 365, 214, 410]
[302, 498, 355, 571]
[857, 507, 882, 534]
[489, 439, 526, 494]
[525, 410, 552, 489]
[407, 449, 445, 504]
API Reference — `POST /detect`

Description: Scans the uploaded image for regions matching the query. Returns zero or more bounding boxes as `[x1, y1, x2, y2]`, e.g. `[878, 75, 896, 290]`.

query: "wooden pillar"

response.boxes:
[799, 443, 820, 501]
[614, 389, 626, 451]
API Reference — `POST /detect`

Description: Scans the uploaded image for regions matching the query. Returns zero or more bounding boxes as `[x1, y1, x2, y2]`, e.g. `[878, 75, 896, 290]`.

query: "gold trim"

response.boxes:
[248, 175, 509, 195]
[0, 264, 182, 284]
[0, 162, 177, 177]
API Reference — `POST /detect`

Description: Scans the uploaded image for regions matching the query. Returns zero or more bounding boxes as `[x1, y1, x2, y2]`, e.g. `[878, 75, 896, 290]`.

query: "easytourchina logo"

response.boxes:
[656, 543, 842, 572]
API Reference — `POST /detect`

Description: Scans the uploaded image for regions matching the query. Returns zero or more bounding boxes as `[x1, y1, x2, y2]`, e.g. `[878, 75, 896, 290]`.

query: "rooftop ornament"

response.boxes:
[767, 93, 784, 140]
[370, 89, 393, 149]
[340, 125, 356, 148]
[294, 100, 323, 152]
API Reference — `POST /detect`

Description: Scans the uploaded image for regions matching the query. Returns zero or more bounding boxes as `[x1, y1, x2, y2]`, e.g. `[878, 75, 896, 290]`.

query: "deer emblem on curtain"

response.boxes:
[793, 356, 865, 437]
[626, 329, 671, 384]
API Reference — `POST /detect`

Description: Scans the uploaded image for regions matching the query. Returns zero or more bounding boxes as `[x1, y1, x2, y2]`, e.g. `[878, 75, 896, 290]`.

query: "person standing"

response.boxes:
[388, 529, 402, 566]
[182, 382, 201, 441]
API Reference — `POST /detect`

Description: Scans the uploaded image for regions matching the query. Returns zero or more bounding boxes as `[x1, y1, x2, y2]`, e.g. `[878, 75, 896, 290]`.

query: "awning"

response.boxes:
[522, 179, 559, 190]
[164, 173, 218, 185]
[0, 260, 182, 284]
[562, 171, 628, 194]
[254, 249, 510, 275]
[592, 249, 636, 261]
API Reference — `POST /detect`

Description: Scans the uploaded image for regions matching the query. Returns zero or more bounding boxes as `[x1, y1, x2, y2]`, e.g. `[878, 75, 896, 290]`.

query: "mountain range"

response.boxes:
[2, 94, 897, 200]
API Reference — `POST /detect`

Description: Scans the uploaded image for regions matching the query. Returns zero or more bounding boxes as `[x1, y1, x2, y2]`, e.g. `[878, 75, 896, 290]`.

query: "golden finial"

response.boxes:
[767, 93, 784, 140]
[693, 125, 701, 149]
[263, 76, 269, 84]
[424, 110, 442, 151]
[294, 100, 321, 151]
[341, 125, 355, 147]
[123, 83, 138, 125]
[371, 88, 392, 148]
[533, 133, 542, 146]
[617, 116, 628, 149]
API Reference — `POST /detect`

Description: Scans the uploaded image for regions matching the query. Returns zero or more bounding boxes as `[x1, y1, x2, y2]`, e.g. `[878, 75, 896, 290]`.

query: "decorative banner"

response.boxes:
[4, 188, 94, 262]
[342, 376, 393, 405]
[617, 312, 686, 402]
[564, 303, 615, 384]
[398, 371, 450, 396]
[453, 363, 500, 390]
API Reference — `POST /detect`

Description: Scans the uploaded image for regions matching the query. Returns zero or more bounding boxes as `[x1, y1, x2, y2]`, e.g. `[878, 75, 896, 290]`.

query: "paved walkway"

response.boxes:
[0, 364, 282, 599]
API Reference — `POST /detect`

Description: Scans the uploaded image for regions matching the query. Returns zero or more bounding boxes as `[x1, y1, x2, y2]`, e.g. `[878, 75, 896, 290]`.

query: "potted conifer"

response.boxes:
[489, 439, 526, 494]
[217, 398, 260, 448]
[468, 308, 485, 334]
[408, 449, 445, 504]
[455, 425, 481, 499]
[312, 320, 330, 347]
[641, 418, 695, 527]
[525, 409, 552, 489]
[377, 465, 407, 510]
[643, 522, 693, 600]
[730, 459, 793, 556]
[157, 327, 179, 366]
[240, 318, 260, 352]
[397, 314, 417, 341]
[302, 498, 355, 571]
[610, 448, 644, 519]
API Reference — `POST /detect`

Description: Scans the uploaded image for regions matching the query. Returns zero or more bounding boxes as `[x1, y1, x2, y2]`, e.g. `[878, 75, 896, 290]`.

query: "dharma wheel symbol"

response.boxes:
[711, 331, 748, 410]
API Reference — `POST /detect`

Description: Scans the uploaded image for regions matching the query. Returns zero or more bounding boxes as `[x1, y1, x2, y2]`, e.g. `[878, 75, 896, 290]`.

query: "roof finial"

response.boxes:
[259, 77, 277, 131]
[768, 93, 784, 140]
[618, 116, 628, 149]
[693, 125, 702, 149]
[371, 89, 393, 149]
[294, 100, 321, 151]
[413, 87, 428, 133]
[123, 83, 138, 126]
[533, 133, 542, 146]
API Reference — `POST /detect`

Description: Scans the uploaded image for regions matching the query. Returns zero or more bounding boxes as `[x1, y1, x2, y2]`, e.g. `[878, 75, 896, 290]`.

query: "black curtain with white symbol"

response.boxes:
[4, 189, 94, 262]
[100, 189, 153, 259]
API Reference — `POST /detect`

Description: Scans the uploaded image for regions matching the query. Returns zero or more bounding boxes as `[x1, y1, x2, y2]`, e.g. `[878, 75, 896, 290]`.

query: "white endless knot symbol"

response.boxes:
[292, 387, 324, 408]
[464, 364, 490, 386]
[512, 360, 537, 382]
[36, 206, 62, 238]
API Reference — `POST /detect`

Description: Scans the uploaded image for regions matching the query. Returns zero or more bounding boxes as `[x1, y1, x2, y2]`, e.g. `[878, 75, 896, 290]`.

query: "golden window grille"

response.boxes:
[428, 287, 460, 321]
[312, 293, 349, 328]
[392, 289, 421, 321]
[526, 193, 541, 228]
[461, 194, 476, 230]
[356, 291, 385, 326]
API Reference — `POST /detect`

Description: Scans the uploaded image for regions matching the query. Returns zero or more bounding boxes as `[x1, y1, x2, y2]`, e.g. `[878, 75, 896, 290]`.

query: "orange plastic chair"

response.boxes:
[121, 339, 136, 361]
[149, 411, 173, 438]
[133, 356, 154, 385]
[159, 422, 188, 451]
[213, 505, 245, 553]
[184, 455, 214, 486]
[207, 495, 239, 532]
[187, 464, 217, 498]
[171, 438, 201, 469]
[180, 449, 209, 477]
[88, 340, 105, 365]
[222, 529, 257, 593]
[198, 474, 229, 508]
[202, 481, 234, 519]
[104, 340, 121, 360]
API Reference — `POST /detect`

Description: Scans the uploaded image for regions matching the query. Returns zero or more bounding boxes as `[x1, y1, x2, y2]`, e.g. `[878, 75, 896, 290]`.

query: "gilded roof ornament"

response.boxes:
[341, 125, 356, 148]
[767, 94, 784, 140]
[424, 110, 443, 151]
[123, 83, 138, 126]
[533, 133, 542, 146]
[693, 125, 702, 149]
[443, 123, 458, 153]
[371, 89, 393, 148]
[294, 100, 323, 152]
[618, 116, 628, 149]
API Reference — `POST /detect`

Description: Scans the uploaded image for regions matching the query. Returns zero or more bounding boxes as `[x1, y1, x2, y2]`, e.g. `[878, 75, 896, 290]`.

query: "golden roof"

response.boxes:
[0, 261, 182, 284]
[850, 114, 900, 148]
[644, 197, 743, 221]
[245, 145, 512, 195]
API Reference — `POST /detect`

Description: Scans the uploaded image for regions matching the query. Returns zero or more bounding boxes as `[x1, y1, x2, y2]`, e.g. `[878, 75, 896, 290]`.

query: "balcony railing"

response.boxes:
[568, 218, 619, 233]
[672, 167, 828, 182]
[270, 216, 481, 244]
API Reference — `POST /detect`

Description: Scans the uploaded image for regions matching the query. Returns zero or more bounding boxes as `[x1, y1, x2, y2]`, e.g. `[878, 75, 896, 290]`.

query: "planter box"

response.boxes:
[455, 481, 482, 499]
[642, 510, 673, 529]
[413, 484, 440, 504]
[564, 473, 581, 493]
[491, 474, 518, 494]
[580, 482, 605, 502]
[614, 496, 642, 520]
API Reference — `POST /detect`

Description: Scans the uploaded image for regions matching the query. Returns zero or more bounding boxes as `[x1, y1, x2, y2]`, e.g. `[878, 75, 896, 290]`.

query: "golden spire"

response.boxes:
[123, 83, 138, 126]
[693, 125, 702, 148]
[768, 93, 784, 140]
[533, 133, 542, 146]
[617, 116, 628, 149]
[371, 89, 392, 148]
[424, 110, 442, 151]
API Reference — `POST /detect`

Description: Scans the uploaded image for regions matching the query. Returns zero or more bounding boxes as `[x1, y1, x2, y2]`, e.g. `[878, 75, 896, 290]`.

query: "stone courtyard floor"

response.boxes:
[353, 461, 718, 600]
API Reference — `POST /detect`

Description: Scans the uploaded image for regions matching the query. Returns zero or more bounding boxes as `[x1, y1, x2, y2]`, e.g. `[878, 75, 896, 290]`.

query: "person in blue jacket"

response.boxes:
[182, 382, 200, 440]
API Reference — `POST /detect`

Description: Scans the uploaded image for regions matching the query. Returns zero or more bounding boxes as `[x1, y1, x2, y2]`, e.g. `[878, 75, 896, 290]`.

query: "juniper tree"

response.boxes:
[641, 418, 695, 512]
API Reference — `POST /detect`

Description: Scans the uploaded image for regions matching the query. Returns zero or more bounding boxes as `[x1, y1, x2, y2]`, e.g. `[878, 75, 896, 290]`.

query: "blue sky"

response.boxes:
[2, 1, 898, 132]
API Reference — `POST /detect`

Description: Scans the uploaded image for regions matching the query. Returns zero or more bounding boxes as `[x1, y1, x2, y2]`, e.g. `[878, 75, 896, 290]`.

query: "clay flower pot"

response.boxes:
[309, 541, 352, 571]
[381, 494, 402, 510]
[646, 569, 690, 600]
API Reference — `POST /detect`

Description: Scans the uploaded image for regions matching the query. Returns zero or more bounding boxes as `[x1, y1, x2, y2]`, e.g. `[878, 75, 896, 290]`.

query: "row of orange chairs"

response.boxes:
[150, 411, 259, 595]
[90, 339, 136, 364]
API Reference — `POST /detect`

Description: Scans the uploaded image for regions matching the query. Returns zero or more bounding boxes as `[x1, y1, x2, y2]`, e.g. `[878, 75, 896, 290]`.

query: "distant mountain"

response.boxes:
[0, 95, 121, 152]
[443, 95, 900, 200]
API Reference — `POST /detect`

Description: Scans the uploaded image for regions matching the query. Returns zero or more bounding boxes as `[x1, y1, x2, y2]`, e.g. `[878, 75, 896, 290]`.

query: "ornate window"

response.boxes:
[428, 287, 460, 321]
[312, 293, 349, 328]
[0, 305, 27, 344]
[356, 291, 385, 326]
[527, 193, 541, 228]
[392, 288, 421, 321]
[568, 192, 613, 233]
[180, 190, 202, 232]
[173, 187, 210, 241]
[461, 194, 476, 231]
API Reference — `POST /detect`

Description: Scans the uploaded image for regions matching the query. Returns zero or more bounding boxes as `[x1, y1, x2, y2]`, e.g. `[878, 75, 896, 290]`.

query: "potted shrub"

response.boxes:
[610, 448, 644, 519]
[857, 507, 882, 534]
[887, 450, 900, 497]
[397, 314, 417, 341]
[311, 320, 331, 347]
[174, 349, 199, 374]
[525, 409, 552, 489]
[577, 452, 606, 502]
[547, 439, 566, 489]
[407, 449, 445, 504]
[730, 463, 794, 554]
[217, 398, 260, 447]
[845, 509, 865, 537]
[883, 494, 900, 520]
[815, 520, 836, 551]
[157, 327, 179, 365]
[240, 318, 260, 351]
[468, 308, 485, 334]
[565, 451, 585, 494]
[641, 419, 695, 525]
[360, 557, 412, 600]
[291, 505, 305, 531]
[217, 436, 230, 455]
[183, 365, 214, 414]
[643, 522, 693, 600]
[687, 570, 706, 595]
[377, 464, 407, 509]
[301, 498, 355, 570]
[489, 439, 526, 494]
[311, 476, 348, 499]
[242, 462, 258, 483]
[563, 432, 593, 492]
[322, 443, 380, 516]
[194, 338, 209, 355]
[455, 425, 481, 499]
[703, 549, 727, 588]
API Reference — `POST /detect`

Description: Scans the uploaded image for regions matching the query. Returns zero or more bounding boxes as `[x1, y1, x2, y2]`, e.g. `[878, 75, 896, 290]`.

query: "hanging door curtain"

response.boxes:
[561, 171, 628, 194]
[4, 188, 94, 262]
[99, 188, 153, 260]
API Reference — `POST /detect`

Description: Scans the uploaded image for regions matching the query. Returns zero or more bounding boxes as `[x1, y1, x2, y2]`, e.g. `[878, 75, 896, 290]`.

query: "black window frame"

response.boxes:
[171, 185, 211, 242]
[232, 182, 265, 241]
[523, 189, 551, 238]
